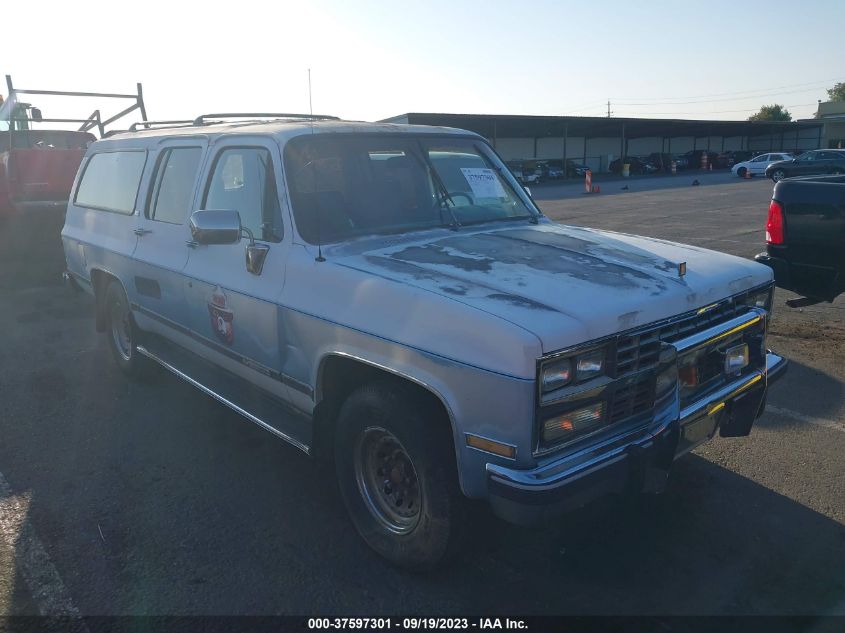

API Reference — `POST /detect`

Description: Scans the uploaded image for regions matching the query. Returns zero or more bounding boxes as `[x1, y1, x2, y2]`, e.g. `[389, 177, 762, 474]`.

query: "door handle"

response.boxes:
[186, 240, 199, 248]
[134, 227, 152, 236]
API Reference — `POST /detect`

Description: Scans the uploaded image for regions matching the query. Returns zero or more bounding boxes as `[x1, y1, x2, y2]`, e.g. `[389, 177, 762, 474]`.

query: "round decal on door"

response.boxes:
[207, 286, 234, 345]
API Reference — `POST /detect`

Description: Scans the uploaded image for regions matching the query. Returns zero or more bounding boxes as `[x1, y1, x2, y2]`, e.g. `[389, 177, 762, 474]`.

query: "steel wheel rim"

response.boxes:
[354, 427, 422, 534]
[110, 299, 132, 361]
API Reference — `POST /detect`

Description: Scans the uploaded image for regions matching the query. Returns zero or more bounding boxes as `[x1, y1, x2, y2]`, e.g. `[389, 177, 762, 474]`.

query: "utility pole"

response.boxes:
[606, 100, 612, 118]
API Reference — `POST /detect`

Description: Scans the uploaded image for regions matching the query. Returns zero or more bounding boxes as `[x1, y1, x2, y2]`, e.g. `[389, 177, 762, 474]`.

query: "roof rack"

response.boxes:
[192, 112, 339, 126]
[3, 75, 147, 137]
[129, 119, 195, 132]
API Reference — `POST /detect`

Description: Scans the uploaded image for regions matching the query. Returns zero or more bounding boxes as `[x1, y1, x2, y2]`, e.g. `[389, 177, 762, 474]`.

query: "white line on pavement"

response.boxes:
[766, 404, 845, 434]
[0, 470, 87, 626]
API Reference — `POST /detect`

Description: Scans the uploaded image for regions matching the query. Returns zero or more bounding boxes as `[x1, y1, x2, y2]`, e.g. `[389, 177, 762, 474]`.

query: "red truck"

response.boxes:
[0, 75, 148, 277]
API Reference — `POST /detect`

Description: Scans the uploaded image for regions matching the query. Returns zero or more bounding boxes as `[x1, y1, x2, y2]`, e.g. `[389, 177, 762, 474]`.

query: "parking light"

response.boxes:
[542, 402, 605, 444]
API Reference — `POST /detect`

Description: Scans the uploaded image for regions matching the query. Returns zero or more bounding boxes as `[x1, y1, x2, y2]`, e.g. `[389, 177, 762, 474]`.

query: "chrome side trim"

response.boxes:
[136, 345, 311, 455]
[315, 351, 459, 432]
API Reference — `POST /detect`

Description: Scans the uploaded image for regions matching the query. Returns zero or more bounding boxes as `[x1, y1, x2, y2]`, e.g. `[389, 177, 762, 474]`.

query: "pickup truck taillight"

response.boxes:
[766, 199, 785, 245]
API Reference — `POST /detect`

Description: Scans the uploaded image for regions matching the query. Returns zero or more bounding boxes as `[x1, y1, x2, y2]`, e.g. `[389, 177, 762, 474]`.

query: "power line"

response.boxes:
[610, 75, 844, 103]
[614, 102, 818, 117]
[615, 85, 836, 106]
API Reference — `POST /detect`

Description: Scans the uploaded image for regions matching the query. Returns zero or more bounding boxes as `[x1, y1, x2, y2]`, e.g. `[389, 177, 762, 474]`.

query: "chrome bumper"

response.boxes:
[487, 350, 787, 525]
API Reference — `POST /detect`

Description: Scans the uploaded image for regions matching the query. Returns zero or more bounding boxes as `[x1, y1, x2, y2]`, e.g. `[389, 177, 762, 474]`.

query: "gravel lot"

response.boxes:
[1, 175, 843, 617]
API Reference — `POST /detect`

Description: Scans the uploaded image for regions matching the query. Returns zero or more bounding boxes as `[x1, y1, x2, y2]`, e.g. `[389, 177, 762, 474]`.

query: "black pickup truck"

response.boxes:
[755, 174, 845, 304]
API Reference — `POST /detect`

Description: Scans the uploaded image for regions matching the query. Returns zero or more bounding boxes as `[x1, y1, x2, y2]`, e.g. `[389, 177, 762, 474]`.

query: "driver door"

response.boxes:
[182, 138, 293, 407]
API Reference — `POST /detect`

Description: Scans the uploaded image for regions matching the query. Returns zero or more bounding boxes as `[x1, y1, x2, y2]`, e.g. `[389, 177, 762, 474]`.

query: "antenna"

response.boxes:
[309, 68, 326, 263]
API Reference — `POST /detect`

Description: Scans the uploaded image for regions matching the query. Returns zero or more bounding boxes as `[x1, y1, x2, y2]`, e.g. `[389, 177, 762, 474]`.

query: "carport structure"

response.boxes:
[382, 113, 825, 173]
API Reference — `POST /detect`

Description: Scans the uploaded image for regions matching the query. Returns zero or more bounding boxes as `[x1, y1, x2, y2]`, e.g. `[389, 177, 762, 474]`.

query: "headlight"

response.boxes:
[576, 349, 604, 381]
[540, 348, 607, 404]
[540, 348, 608, 400]
[541, 357, 572, 392]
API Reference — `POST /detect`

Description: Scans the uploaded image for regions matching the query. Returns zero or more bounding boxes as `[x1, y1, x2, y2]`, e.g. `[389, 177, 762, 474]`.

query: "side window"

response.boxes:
[752, 155, 766, 163]
[148, 147, 203, 224]
[801, 152, 816, 161]
[203, 147, 282, 242]
[74, 151, 147, 214]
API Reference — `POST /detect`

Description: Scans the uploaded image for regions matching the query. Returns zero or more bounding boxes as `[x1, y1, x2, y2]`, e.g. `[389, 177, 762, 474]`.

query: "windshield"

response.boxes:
[284, 134, 539, 244]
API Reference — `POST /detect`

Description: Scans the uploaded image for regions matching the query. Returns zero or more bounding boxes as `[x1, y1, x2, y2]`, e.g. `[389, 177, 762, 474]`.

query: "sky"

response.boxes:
[2, 0, 844, 128]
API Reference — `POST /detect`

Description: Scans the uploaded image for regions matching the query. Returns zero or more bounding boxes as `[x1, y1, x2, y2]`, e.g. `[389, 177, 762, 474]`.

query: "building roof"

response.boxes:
[381, 112, 823, 139]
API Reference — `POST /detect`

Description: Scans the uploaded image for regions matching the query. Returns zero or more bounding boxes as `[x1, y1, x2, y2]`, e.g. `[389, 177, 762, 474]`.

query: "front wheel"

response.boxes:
[334, 381, 465, 571]
[771, 169, 787, 182]
[736, 167, 747, 178]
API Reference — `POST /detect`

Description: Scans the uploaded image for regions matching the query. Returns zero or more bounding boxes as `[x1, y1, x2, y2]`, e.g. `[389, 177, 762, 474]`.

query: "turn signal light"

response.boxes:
[465, 434, 516, 459]
[766, 200, 785, 245]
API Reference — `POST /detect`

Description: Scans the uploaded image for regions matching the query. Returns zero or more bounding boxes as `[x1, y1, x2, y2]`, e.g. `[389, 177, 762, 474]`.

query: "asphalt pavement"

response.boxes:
[0, 176, 843, 617]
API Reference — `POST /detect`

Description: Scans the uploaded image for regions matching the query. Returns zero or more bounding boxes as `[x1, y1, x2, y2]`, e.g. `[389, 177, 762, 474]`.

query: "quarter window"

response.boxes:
[75, 151, 147, 214]
[149, 147, 203, 224]
[204, 148, 282, 242]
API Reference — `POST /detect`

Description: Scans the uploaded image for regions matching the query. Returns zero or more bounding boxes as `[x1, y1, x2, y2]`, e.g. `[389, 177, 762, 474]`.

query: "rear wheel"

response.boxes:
[334, 381, 465, 571]
[771, 169, 787, 182]
[104, 280, 153, 378]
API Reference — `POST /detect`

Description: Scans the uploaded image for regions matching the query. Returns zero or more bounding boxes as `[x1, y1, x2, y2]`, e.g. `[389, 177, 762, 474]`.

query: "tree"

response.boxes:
[827, 82, 845, 102]
[748, 104, 792, 122]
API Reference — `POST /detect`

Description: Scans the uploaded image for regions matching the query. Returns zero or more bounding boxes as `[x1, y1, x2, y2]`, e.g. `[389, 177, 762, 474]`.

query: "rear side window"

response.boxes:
[75, 151, 147, 214]
[203, 147, 282, 242]
[148, 147, 203, 224]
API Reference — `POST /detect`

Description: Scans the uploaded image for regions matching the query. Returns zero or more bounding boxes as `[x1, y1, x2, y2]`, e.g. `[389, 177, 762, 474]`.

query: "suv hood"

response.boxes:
[331, 221, 772, 353]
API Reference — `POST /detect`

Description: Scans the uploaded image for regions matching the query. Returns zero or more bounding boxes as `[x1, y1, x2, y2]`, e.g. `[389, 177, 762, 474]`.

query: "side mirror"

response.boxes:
[29, 107, 43, 122]
[792, 158, 799, 163]
[189, 209, 242, 245]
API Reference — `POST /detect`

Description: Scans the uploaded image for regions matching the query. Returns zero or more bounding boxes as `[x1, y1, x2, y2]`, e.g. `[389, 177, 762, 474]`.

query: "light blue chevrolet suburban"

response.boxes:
[62, 114, 787, 569]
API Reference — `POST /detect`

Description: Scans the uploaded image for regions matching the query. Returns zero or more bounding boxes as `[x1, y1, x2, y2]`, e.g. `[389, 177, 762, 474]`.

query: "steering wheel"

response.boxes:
[435, 192, 474, 208]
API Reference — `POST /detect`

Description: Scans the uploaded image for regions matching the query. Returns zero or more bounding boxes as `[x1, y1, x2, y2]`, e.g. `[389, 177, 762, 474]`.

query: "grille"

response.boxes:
[609, 374, 655, 423]
[614, 299, 749, 379]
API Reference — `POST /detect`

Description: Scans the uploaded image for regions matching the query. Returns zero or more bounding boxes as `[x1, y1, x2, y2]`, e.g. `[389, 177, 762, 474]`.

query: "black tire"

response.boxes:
[737, 167, 747, 178]
[104, 280, 153, 378]
[771, 169, 787, 182]
[334, 380, 465, 571]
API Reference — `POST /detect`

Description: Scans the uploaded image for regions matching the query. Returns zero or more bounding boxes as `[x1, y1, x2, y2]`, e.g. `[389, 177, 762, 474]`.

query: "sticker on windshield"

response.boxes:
[460, 168, 506, 199]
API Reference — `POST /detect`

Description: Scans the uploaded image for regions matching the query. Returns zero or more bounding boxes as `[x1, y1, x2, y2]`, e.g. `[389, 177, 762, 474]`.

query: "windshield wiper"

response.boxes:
[414, 142, 461, 231]
[459, 214, 538, 228]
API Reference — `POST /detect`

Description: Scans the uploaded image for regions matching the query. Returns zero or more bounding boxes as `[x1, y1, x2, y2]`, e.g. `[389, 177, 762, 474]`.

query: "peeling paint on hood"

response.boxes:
[331, 221, 773, 353]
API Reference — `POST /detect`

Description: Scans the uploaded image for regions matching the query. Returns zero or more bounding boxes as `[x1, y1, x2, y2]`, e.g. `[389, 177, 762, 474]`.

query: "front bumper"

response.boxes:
[487, 351, 787, 525]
